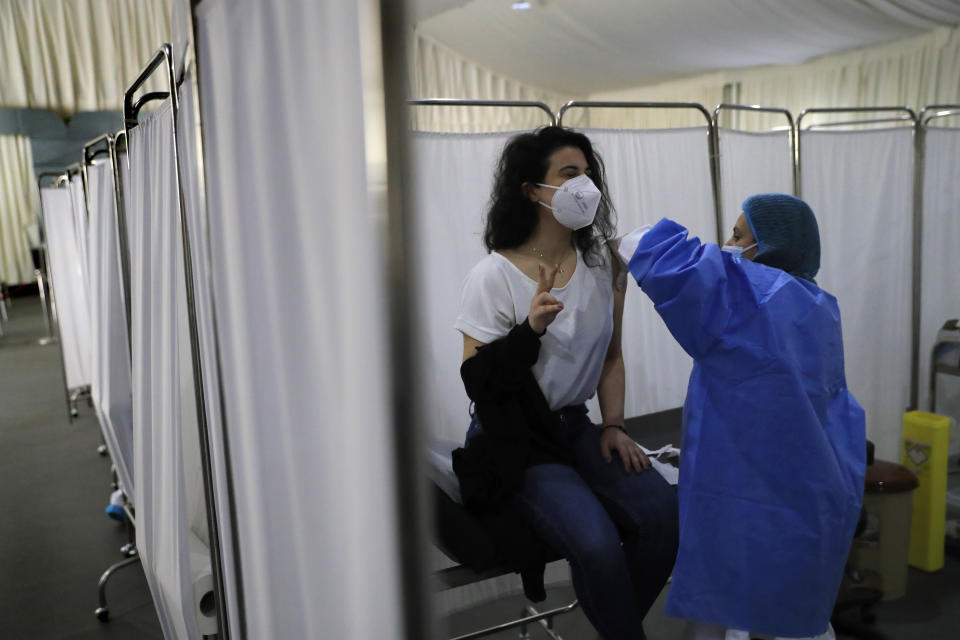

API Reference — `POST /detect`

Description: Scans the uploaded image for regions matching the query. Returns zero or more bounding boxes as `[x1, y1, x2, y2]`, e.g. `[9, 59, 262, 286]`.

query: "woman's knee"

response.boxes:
[605, 472, 679, 536]
[566, 522, 627, 571]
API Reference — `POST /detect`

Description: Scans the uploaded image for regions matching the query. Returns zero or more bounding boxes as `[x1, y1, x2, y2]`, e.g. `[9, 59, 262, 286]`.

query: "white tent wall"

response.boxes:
[583, 126, 717, 417]
[0, 135, 40, 283]
[0, 0, 171, 285]
[40, 185, 91, 391]
[801, 128, 915, 462]
[85, 158, 135, 496]
[717, 129, 795, 237]
[411, 33, 587, 131]
[127, 100, 208, 640]
[919, 127, 960, 439]
[588, 25, 960, 130]
[0, 0, 172, 113]
[193, 0, 405, 637]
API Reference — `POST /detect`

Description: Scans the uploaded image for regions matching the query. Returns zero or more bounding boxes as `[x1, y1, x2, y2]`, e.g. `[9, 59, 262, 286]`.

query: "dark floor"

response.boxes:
[3, 294, 959, 640]
[0, 296, 162, 640]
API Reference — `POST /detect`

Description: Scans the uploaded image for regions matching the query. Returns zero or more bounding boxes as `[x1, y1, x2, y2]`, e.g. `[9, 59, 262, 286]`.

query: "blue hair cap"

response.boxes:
[743, 193, 820, 282]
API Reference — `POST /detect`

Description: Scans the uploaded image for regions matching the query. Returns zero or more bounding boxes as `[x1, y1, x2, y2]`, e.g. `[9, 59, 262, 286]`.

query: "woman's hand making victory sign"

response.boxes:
[528, 264, 564, 334]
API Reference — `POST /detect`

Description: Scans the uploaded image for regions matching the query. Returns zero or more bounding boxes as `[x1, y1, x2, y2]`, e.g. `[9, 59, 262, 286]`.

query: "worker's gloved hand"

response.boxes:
[600, 426, 650, 473]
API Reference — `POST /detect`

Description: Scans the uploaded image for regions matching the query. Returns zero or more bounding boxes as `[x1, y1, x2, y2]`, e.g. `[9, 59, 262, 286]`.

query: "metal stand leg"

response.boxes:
[95, 555, 141, 622]
[69, 386, 91, 419]
[69, 389, 81, 418]
[522, 605, 565, 640]
[36, 269, 56, 346]
[120, 507, 137, 557]
[451, 599, 579, 640]
[517, 610, 531, 640]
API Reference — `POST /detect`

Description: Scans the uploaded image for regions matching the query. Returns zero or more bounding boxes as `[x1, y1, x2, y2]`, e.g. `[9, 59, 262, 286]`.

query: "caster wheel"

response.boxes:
[71, 409, 79, 418]
[97, 445, 108, 456]
[95, 607, 109, 622]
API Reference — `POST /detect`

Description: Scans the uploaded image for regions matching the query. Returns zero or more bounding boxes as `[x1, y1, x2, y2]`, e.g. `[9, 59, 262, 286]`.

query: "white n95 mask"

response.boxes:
[537, 174, 602, 230]
[721, 242, 757, 260]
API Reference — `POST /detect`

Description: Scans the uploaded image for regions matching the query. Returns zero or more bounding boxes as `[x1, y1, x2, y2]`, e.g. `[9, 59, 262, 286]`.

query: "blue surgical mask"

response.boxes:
[721, 242, 757, 260]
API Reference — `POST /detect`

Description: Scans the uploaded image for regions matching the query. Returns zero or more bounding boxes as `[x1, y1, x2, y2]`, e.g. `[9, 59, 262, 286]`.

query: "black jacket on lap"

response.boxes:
[450, 319, 575, 601]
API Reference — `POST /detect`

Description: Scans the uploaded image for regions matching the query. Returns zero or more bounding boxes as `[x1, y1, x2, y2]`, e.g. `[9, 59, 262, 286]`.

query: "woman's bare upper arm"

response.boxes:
[607, 241, 627, 360]
[462, 333, 486, 363]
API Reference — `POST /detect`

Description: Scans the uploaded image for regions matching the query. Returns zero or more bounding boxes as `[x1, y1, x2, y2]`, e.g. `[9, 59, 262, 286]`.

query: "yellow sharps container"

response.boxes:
[901, 411, 951, 571]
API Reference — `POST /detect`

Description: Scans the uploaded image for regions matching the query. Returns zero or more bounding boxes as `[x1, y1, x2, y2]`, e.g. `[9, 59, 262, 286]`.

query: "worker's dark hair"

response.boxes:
[484, 126, 616, 267]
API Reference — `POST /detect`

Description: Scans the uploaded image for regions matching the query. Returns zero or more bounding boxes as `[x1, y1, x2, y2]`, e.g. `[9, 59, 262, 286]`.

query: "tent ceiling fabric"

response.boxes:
[416, 0, 960, 95]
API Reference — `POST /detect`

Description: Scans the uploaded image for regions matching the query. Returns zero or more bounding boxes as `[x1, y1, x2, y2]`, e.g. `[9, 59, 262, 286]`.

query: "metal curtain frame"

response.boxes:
[917, 105, 960, 410]
[34, 172, 62, 345]
[920, 104, 960, 127]
[408, 98, 557, 126]
[183, 1, 248, 635]
[83, 132, 144, 623]
[806, 116, 914, 130]
[795, 107, 917, 199]
[713, 103, 798, 203]
[112, 130, 134, 352]
[797, 106, 922, 411]
[123, 43, 231, 640]
[557, 100, 724, 244]
[388, 4, 435, 639]
[36, 171, 77, 420]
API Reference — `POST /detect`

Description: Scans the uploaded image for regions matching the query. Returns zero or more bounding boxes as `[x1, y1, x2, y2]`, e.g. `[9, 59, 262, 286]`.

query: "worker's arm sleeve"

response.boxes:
[617, 218, 736, 360]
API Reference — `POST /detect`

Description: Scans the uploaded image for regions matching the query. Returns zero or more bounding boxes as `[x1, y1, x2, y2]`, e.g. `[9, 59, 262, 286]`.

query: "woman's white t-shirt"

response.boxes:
[455, 247, 615, 411]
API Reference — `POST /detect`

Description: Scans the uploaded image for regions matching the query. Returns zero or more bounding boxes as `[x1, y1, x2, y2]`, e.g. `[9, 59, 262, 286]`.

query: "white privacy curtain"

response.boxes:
[919, 127, 960, 414]
[86, 159, 134, 496]
[195, 0, 404, 638]
[0, 135, 39, 283]
[40, 186, 91, 391]
[411, 131, 517, 443]
[717, 128, 795, 235]
[411, 130, 575, 613]
[127, 100, 206, 640]
[583, 127, 717, 417]
[69, 174, 90, 287]
[801, 128, 915, 461]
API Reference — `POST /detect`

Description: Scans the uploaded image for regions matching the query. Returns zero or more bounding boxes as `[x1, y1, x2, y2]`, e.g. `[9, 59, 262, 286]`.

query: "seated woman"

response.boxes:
[454, 126, 679, 640]
[616, 194, 866, 640]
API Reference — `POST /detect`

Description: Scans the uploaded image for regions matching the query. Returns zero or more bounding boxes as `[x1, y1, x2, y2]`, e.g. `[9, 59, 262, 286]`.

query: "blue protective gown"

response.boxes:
[622, 219, 865, 638]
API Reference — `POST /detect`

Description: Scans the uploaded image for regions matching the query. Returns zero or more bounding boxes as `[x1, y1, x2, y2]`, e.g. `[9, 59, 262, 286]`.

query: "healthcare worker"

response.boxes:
[455, 126, 678, 640]
[616, 194, 866, 640]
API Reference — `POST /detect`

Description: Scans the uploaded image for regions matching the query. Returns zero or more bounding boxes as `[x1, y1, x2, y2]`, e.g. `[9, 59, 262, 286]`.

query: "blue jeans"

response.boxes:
[466, 405, 679, 640]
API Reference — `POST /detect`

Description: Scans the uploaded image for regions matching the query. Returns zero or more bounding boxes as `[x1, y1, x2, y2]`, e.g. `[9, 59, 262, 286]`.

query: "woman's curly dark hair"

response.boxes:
[483, 126, 616, 267]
